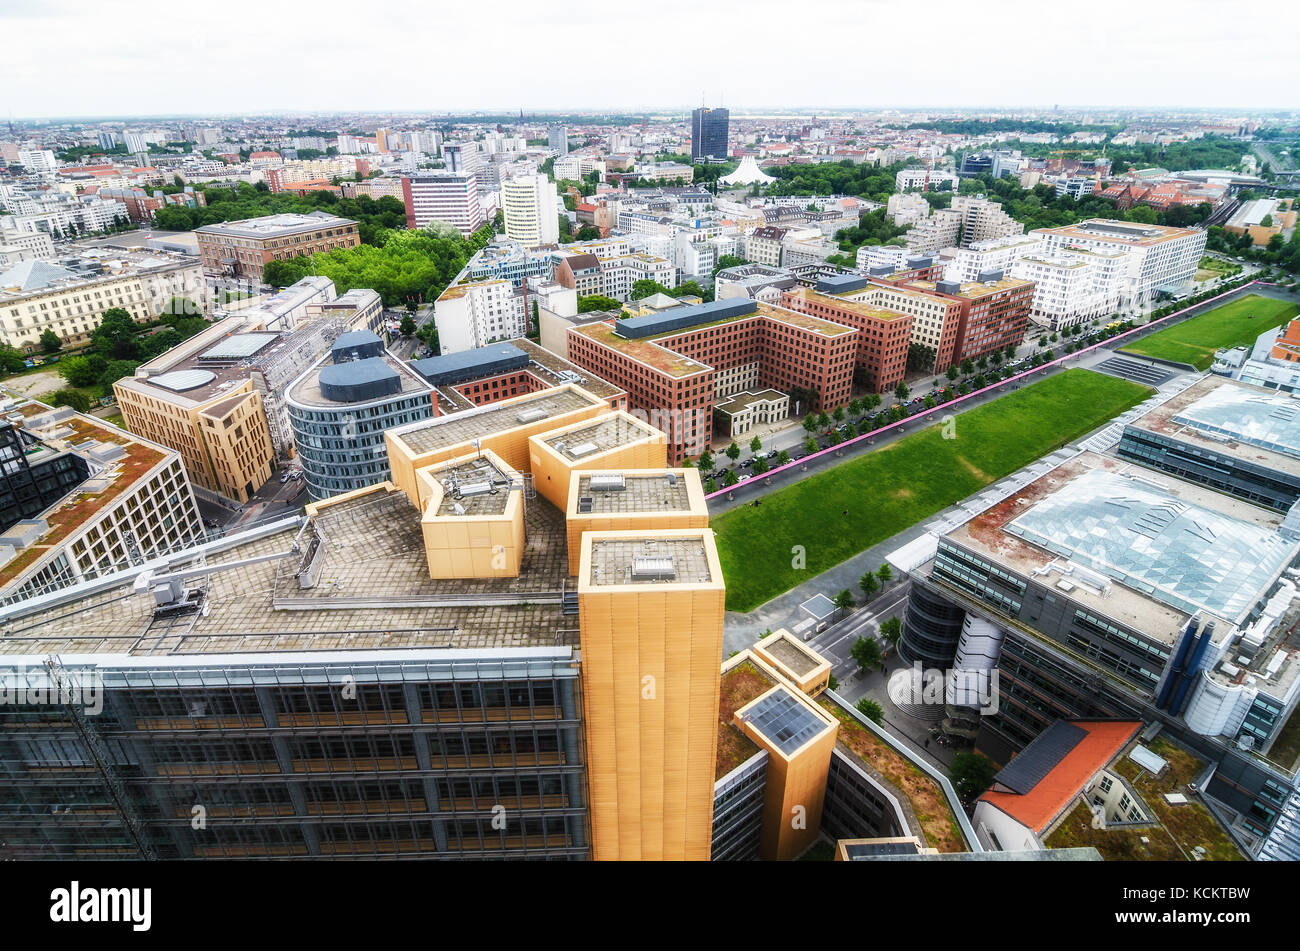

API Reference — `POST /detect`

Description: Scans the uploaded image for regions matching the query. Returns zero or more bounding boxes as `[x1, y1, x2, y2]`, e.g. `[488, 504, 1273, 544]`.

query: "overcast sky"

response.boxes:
[4, 0, 1297, 118]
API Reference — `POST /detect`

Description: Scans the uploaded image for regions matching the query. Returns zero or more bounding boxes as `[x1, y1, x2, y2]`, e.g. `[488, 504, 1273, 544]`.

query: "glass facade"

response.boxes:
[0, 656, 588, 859]
[288, 394, 433, 500]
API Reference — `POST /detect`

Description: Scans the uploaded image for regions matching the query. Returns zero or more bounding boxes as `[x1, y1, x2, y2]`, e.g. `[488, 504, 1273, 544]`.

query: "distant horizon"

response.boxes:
[7, 104, 1295, 125]
[4, 0, 1296, 119]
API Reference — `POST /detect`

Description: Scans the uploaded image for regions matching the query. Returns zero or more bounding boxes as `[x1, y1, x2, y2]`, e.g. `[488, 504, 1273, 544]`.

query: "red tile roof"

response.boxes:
[979, 720, 1141, 834]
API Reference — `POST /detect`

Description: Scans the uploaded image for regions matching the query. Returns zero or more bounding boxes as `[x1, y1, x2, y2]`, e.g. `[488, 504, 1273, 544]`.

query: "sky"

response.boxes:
[3, 0, 1298, 118]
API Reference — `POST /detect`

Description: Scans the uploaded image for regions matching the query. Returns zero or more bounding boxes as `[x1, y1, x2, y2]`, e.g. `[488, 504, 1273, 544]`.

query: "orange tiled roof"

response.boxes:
[979, 720, 1141, 834]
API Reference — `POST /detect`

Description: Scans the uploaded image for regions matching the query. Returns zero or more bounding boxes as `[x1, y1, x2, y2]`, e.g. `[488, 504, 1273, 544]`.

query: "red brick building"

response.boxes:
[779, 287, 913, 393]
[564, 299, 857, 462]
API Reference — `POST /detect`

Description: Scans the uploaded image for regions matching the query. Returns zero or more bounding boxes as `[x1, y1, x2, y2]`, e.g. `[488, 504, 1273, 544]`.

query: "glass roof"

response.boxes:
[1005, 468, 1295, 621]
[743, 689, 825, 755]
[1172, 385, 1300, 459]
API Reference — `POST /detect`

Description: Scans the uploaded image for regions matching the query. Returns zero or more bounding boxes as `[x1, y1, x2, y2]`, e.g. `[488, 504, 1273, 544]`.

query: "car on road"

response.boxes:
[765, 449, 779, 459]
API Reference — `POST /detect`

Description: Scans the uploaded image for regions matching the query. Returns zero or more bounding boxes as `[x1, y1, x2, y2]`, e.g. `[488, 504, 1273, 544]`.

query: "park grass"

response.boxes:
[712, 369, 1150, 612]
[1121, 294, 1298, 370]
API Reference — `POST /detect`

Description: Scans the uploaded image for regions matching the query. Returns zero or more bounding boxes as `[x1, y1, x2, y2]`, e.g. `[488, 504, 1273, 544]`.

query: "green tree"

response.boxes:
[859, 571, 880, 600]
[399, 315, 417, 337]
[832, 406, 845, 422]
[803, 436, 818, 454]
[99, 360, 140, 389]
[697, 450, 714, 472]
[850, 636, 882, 670]
[878, 616, 902, 647]
[58, 354, 107, 388]
[946, 365, 959, 381]
[856, 698, 884, 725]
[40, 329, 63, 354]
[577, 295, 622, 313]
[894, 381, 909, 401]
[91, 308, 140, 360]
[722, 470, 738, 487]
[50, 389, 90, 413]
[726, 442, 741, 461]
[949, 752, 998, 804]
[833, 588, 855, 611]
[877, 563, 892, 586]
[802, 414, 817, 433]
[776, 449, 791, 466]
[752, 456, 769, 475]
[712, 254, 748, 277]
[749, 435, 762, 454]
[704, 478, 717, 493]
[576, 224, 600, 241]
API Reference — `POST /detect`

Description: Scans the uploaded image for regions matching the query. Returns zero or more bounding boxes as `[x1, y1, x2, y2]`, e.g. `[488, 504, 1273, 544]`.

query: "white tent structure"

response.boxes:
[719, 155, 775, 187]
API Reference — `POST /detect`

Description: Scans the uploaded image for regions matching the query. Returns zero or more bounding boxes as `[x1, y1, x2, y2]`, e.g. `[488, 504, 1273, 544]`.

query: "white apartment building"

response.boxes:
[553, 154, 605, 182]
[886, 192, 932, 227]
[1010, 248, 1129, 331]
[433, 279, 527, 354]
[502, 174, 559, 248]
[895, 167, 959, 192]
[942, 234, 1045, 283]
[443, 142, 482, 177]
[905, 209, 962, 255]
[402, 174, 485, 235]
[745, 227, 787, 268]
[17, 150, 57, 177]
[952, 195, 1024, 248]
[0, 230, 55, 262]
[856, 244, 910, 272]
[1031, 219, 1207, 300]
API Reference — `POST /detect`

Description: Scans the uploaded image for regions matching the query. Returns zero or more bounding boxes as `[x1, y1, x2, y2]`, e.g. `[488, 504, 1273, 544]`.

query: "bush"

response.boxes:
[50, 389, 90, 413]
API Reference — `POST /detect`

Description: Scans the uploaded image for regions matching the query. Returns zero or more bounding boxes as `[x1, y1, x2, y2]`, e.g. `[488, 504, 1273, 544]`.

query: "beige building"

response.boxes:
[0, 251, 205, 351]
[114, 319, 277, 503]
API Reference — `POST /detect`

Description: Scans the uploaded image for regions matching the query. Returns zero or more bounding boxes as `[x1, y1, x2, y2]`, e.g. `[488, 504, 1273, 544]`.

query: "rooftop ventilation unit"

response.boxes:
[567, 441, 600, 458]
[665, 473, 678, 486]
[457, 481, 494, 498]
[632, 556, 676, 580]
[577, 497, 594, 513]
[517, 408, 549, 424]
[589, 474, 625, 491]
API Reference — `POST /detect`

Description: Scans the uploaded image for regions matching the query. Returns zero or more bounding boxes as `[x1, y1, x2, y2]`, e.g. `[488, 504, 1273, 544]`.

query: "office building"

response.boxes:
[502, 174, 560, 248]
[195, 212, 360, 282]
[691, 107, 730, 162]
[951, 195, 1024, 249]
[1116, 375, 1300, 513]
[564, 298, 858, 462]
[401, 174, 485, 235]
[286, 330, 435, 500]
[779, 285, 913, 393]
[114, 321, 277, 503]
[896, 448, 1300, 849]
[1031, 219, 1206, 300]
[1010, 247, 1129, 331]
[548, 125, 569, 154]
[0, 398, 203, 605]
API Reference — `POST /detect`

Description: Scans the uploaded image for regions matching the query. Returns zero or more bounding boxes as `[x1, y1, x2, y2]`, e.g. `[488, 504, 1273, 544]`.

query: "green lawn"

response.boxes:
[713, 369, 1151, 612]
[1121, 294, 1299, 370]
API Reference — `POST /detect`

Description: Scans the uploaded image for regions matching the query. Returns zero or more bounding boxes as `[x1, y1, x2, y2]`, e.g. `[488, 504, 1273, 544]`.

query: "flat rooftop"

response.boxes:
[429, 457, 517, 517]
[572, 320, 712, 379]
[573, 471, 692, 514]
[714, 389, 788, 415]
[287, 352, 429, 408]
[586, 535, 714, 587]
[542, 413, 657, 459]
[1033, 218, 1200, 246]
[942, 452, 1297, 640]
[762, 635, 821, 677]
[784, 286, 911, 323]
[195, 212, 356, 239]
[392, 386, 604, 456]
[1126, 375, 1300, 478]
[0, 486, 575, 656]
[906, 276, 1033, 300]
